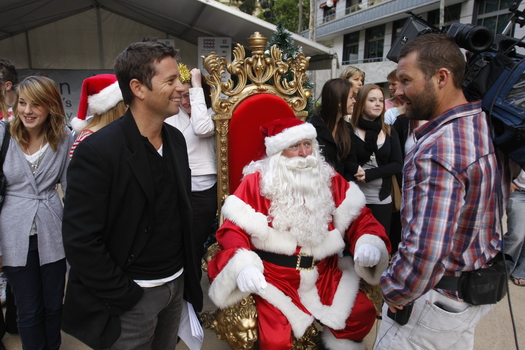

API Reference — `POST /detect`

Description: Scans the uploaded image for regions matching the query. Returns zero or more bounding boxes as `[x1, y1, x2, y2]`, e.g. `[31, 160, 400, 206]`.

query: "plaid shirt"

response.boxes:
[381, 101, 503, 305]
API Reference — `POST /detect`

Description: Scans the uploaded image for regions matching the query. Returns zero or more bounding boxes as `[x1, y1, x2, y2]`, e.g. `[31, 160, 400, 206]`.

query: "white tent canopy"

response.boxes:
[0, 0, 336, 71]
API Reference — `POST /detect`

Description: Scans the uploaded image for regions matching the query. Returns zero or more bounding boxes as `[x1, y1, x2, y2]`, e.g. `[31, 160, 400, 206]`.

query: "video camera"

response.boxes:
[387, 8, 525, 63]
[387, 3, 525, 168]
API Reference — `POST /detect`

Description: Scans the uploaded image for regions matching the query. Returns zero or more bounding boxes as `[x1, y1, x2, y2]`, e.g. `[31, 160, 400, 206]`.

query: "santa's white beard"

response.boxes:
[258, 154, 336, 247]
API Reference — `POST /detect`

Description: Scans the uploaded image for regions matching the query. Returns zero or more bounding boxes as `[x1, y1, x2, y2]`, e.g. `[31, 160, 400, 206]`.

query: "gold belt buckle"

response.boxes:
[296, 253, 315, 271]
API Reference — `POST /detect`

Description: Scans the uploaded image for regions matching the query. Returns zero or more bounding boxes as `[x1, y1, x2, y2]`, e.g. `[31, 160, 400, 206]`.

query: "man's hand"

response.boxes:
[236, 265, 267, 294]
[354, 243, 381, 267]
[388, 304, 404, 313]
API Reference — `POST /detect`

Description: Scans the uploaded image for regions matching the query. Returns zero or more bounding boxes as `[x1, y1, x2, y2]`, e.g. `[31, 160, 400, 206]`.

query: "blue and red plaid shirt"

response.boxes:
[381, 100, 504, 305]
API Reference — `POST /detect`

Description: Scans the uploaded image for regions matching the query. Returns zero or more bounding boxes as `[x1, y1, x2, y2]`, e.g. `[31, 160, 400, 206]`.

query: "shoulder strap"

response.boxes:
[0, 121, 11, 166]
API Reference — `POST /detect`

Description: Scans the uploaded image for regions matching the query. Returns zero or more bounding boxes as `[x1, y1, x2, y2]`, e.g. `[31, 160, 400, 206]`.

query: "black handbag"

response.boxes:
[0, 121, 11, 211]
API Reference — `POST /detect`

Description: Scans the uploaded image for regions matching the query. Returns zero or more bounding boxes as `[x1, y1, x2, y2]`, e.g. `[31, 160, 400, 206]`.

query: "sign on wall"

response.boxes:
[198, 37, 231, 83]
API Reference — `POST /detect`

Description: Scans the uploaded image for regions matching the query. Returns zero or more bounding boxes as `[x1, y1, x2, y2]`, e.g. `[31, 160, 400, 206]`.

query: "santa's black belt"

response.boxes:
[253, 250, 319, 270]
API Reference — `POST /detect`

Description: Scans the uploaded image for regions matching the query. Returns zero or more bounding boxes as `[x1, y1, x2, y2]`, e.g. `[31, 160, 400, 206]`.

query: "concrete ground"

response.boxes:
[1, 276, 524, 350]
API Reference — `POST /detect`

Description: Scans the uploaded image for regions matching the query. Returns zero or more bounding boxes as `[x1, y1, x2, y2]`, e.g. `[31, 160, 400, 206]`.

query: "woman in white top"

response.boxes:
[165, 66, 217, 270]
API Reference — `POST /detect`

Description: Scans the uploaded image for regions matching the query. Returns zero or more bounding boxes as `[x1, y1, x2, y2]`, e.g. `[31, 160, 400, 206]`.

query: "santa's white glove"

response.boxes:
[236, 265, 267, 295]
[354, 244, 381, 267]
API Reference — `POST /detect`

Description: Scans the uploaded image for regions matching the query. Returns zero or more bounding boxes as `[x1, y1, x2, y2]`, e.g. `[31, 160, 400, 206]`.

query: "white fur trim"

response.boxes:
[71, 116, 88, 133]
[303, 229, 345, 260]
[261, 284, 315, 338]
[223, 195, 345, 258]
[208, 249, 263, 308]
[222, 195, 269, 241]
[353, 234, 389, 285]
[88, 81, 123, 115]
[265, 123, 317, 156]
[322, 329, 366, 350]
[298, 256, 360, 330]
[333, 182, 366, 234]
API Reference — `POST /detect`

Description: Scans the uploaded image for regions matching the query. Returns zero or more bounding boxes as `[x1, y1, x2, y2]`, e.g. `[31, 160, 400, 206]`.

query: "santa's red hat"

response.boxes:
[71, 74, 123, 133]
[260, 118, 317, 156]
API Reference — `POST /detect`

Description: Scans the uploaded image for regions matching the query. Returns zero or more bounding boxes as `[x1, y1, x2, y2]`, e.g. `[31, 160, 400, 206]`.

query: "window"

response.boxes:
[427, 3, 461, 29]
[365, 24, 385, 62]
[343, 32, 360, 64]
[345, 0, 362, 14]
[476, 0, 514, 35]
[323, 3, 336, 23]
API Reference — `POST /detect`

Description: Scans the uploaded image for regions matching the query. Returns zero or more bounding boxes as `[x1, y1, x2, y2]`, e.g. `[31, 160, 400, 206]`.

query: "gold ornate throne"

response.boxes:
[199, 32, 321, 349]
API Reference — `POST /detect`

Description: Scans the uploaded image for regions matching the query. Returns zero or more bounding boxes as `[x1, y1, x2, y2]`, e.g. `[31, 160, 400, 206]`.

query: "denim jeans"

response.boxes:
[503, 190, 525, 279]
[373, 289, 492, 350]
[3, 235, 66, 350]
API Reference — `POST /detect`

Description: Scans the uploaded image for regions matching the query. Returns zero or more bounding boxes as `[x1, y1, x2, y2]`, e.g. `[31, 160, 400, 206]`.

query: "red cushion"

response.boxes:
[228, 94, 296, 194]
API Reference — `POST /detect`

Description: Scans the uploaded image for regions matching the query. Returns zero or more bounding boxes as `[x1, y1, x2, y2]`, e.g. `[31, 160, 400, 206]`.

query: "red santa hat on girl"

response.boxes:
[71, 74, 123, 133]
[260, 118, 317, 156]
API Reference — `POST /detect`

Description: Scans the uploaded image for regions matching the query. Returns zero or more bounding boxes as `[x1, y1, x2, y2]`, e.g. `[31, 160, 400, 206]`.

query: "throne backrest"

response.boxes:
[228, 94, 297, 193]
[202, 32, 311, 217]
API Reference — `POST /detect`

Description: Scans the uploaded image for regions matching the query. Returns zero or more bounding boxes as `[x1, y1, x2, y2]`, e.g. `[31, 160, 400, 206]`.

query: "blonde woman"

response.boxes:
[340, 66, 365, 91]
[0, 76, 73, 350]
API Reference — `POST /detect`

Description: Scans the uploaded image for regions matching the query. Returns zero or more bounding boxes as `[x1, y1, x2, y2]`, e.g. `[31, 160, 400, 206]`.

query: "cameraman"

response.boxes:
[374, 34, 506, 350]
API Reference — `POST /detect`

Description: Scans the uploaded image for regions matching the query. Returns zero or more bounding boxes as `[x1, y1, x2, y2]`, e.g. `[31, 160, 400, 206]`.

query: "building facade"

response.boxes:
[304, 0, 525, 96]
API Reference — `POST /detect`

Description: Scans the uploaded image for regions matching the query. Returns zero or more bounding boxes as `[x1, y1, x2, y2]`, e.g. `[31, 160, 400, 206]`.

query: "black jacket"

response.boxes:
[61, 110, 203, 349]
[309, 114, 352, 179]
[347, 127, 403, 201]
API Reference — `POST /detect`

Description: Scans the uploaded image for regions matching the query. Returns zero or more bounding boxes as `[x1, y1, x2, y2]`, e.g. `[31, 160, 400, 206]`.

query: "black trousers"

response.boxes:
[191, 183, 218, 278]
[366, 202, 392, 237]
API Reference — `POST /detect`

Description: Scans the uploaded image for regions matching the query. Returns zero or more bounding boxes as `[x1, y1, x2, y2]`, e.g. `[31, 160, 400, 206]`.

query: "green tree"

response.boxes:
[266, 23, 316, 118]
[239, 0, 257, 14]
[258, 0, 310, 33]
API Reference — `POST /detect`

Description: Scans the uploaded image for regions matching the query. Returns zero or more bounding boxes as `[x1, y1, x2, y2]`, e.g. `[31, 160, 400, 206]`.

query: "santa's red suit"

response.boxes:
[208, 171, 391, 350]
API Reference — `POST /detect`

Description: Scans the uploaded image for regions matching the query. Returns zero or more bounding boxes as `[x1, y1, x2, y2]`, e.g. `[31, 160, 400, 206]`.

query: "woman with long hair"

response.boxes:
[0, 76, 73, 350]
[349, 84, 402, 235]
[309, 78, 356, 179]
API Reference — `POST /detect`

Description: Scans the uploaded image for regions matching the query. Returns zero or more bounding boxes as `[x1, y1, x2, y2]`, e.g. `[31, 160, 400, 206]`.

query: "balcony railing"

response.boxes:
[342, 56, 384, 65]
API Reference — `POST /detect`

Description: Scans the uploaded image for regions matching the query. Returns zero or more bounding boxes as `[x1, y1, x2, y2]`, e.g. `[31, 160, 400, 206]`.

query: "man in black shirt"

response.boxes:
[61, 39, 203, 349]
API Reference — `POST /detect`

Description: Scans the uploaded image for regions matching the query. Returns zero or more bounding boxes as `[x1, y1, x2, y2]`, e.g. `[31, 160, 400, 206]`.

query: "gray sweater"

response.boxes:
[0, 124, 73, 267]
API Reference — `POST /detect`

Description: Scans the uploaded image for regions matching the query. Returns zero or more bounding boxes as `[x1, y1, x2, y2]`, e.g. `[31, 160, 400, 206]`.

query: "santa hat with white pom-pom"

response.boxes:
[71, 74, 123, 133]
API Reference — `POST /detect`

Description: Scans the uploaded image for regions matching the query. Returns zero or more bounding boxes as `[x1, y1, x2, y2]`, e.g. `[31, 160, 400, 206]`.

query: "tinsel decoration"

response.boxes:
[178, 63, 191, 84]
[266, 23, 315, 119]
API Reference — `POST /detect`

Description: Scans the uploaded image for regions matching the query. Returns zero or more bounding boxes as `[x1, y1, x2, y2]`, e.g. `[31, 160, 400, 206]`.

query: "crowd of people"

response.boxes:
[0, 32, 520, 350]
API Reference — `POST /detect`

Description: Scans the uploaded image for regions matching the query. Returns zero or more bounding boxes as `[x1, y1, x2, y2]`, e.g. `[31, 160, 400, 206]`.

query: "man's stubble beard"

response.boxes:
[405, 79, 438, 121]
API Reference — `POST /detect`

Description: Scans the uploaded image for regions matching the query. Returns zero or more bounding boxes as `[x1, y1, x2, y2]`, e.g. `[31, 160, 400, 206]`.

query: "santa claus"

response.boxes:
[207, 118, 391, 350]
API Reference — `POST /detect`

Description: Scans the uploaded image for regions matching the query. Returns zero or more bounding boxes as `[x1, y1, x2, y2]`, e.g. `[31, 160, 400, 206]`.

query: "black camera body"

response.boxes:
[387, 10, 523, 63]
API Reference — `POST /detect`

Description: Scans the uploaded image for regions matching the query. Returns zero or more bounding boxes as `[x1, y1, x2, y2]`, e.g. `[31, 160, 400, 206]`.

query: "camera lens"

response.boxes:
[448, 23, 493, 53]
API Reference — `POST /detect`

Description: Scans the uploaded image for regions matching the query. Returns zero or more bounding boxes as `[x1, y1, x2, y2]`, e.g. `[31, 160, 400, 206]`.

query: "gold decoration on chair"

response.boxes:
[200, 296, 258, 350]
[202, 32, 311, 213]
